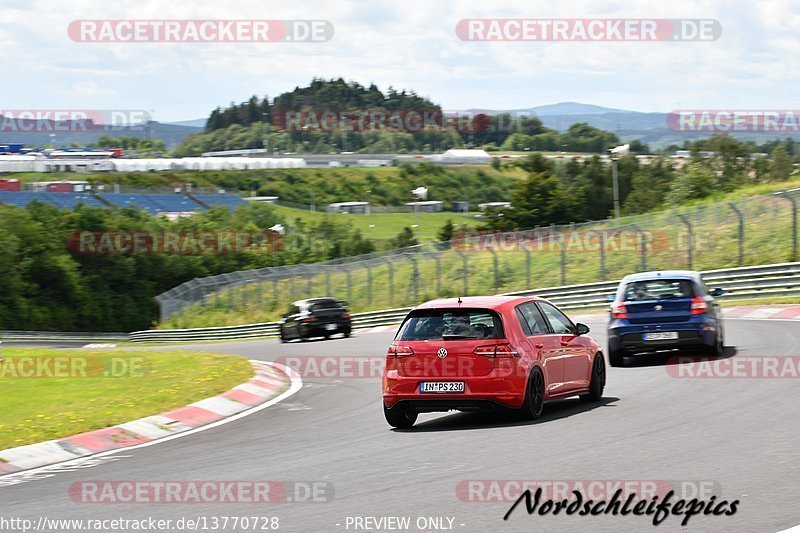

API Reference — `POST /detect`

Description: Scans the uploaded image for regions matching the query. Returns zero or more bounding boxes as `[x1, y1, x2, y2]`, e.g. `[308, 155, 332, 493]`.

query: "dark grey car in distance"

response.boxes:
[279, 298, 352, 342]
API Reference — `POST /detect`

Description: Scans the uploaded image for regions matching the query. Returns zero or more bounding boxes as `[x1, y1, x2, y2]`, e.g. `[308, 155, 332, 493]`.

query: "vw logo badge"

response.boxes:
[655, 305, 663, 311]
[437, 348, 448, 359]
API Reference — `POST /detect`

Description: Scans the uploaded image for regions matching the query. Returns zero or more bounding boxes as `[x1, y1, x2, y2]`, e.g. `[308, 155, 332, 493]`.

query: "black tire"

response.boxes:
[580, 353, 606, 402]
[343, 330, 351, 338]
[279, 328, 288, 343]
[522, 367, 545, 420]
[708, 331, 724, 357]
[609, 349, 625, 367]
[384, 405, 417, 429]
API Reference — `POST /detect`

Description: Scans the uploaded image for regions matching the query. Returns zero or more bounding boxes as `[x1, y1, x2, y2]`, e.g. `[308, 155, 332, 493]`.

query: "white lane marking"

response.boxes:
[775, 526, 800, 532]
[0, 361, 302, 483]
[743, 308, 785, 319]
[726, 317, 800, 322]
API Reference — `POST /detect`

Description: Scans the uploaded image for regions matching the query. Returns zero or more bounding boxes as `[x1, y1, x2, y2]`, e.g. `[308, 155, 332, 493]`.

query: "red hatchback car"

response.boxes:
[382, 296, 606, 428]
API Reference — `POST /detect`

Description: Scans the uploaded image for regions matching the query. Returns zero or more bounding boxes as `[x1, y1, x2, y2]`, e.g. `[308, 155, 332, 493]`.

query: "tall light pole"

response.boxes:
[609, 144, 630, 219]
[365, 190, 371, 216]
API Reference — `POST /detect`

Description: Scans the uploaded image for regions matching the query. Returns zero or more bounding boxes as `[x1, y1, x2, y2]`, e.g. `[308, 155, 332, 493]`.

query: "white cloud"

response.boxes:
[0, 0, 796, 120]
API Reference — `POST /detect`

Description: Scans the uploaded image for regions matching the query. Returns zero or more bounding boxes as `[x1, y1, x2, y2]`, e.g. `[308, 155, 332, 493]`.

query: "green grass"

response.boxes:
[0, 349, 253, 449]
[271, 204, 478, 242]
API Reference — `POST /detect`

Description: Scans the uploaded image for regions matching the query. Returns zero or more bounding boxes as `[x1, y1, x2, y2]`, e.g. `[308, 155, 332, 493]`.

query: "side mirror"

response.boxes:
[710, 288, 725, 297]
[605, 294, 615, 303]
[575, 323, 590, 335]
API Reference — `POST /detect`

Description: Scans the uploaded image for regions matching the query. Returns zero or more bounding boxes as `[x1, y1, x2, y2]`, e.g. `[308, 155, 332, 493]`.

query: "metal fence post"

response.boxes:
[518, 242, 531, 289]
[385, 259, 395, 307]
[406, 253, 419, 303]
[598, 230, 606, 281]
[487, 247, 499, 294]
[728, 203, 744, 266]
[326, 269, 331, 296]
[631, 224, 647, 272]
[676, 214, 693, 269]
[366, 264, 373, 304]
[776, 192, 798, 262]
[454, 248, 468, 296]
[341, 266, 352, 304]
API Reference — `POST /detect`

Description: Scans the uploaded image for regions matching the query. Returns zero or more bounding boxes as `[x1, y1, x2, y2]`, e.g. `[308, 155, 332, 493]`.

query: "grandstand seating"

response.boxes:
[142, 194, 204, 212]
[41, 192, 106, 209]
[193, 194, 247, 209]
[0, 191, 246, 214]
[0, 191, 43, 207]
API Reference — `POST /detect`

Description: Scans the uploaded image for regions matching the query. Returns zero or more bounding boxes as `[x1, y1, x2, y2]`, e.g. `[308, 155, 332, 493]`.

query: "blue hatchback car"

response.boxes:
[606, 271, 725, 367]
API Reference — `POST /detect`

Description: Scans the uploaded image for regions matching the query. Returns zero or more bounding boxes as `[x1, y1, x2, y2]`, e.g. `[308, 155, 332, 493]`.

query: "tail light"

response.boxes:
[387, 345, 414, 358]
[611, 301, 628, 319]
[473, 343, 518, 358]
[302, 316, 316, 323]
[343, 312, 352, 319]
[690, 297, 708, 315]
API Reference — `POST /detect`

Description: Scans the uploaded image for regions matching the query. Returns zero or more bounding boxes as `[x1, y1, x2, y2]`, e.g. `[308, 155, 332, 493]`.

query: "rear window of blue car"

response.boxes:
[623, 279, 696, 301]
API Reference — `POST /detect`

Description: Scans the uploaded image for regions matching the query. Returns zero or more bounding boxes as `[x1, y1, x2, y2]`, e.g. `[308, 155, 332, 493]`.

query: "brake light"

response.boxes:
[343, 312, 352, 319]
[611, 301, 628, 319]
[387, 345, 414, 357]
[690, 297, 708, 315]
[473, 343, 518, 358]
[302, 316, 316, 323]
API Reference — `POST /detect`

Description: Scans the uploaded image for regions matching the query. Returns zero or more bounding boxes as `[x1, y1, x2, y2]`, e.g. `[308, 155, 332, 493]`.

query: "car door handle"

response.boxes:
[534, 343, 544, 349]
[560, 340, 570, 346]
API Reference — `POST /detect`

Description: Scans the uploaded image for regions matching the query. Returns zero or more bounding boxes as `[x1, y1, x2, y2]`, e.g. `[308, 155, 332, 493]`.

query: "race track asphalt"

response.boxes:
[1, 317, 799, 533]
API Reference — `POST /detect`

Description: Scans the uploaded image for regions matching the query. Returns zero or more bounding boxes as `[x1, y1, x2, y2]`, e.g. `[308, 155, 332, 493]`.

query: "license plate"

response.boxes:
[644, 332, 679, 341]
[325, 324, 338, 331]
[419, 382, 465, 394]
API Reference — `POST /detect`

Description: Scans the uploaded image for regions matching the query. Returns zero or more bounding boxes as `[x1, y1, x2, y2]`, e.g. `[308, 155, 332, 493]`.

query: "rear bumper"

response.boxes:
[297, 321, 351, 337]
[382, 367, 526, 411]
[386, 398, 516, 413]
[608, 316, 718, 354]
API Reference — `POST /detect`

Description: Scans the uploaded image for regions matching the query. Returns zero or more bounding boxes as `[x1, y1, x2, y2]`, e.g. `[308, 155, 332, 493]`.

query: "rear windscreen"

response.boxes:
[396, 309, 504, 340]
[623, 279, 696, 301]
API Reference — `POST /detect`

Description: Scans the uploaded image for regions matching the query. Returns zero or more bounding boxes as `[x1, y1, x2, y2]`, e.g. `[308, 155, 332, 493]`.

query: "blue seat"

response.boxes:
[193, 194, 246, 210]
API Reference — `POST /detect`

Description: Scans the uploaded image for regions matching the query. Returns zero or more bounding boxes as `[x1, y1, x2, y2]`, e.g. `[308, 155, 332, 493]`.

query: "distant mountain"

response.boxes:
[462, 102, 800, 148]
[167, 118, 207, 128]
[523, 102, 637, 116]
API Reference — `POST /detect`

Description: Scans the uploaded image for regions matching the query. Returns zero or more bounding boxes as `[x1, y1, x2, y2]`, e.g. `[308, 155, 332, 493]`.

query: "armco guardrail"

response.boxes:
[129, 262, 800, 342]
[128, 308, 414, 342]
[0, 331, 128, 342]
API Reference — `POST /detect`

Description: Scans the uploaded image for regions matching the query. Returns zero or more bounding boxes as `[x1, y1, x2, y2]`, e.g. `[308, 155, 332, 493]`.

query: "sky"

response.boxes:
[1, 0, 798, 122]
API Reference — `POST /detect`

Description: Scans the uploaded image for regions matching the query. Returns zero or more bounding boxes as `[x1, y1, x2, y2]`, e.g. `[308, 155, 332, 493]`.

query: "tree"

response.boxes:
[667, 163, 715, 204]
[437, 219, 455, 242]
[390, 227, 418, 249]
[770, 145, 793, 181]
